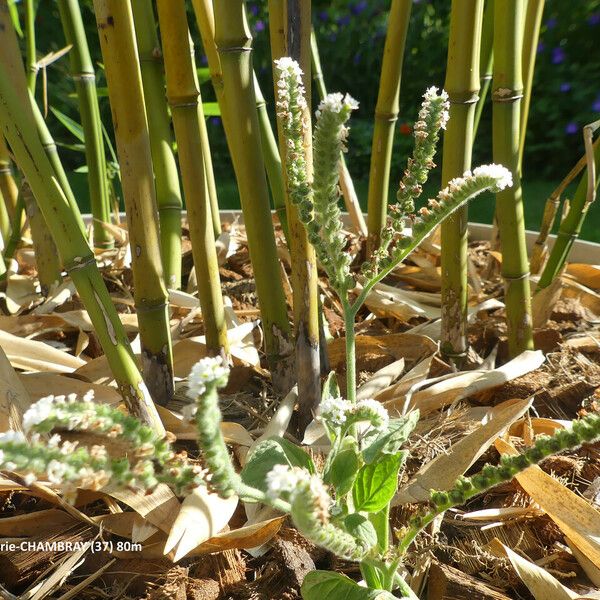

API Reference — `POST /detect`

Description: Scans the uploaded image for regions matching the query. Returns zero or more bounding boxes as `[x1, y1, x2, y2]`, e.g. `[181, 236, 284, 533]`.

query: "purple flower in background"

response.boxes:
[254, 19, 265, 32]
[317, 10, 329, 22]
[210, 117, 221, 127]
[328, 32, 338, 42]
[545, 17, 557, 29]
[551, 46, 565, 64]
[248, 4, 259, 16]
[200, 54, 208, 66]
[337, 15, 351, 27]
[353, 52, 362, 64]
[593, 96, 600, 112]
[560, 82, 571, 92]
[351, 1, 368, 15]
[565, 122, 578, 135]
[589, 12, 600, 25]
[537, 41, 545, 54]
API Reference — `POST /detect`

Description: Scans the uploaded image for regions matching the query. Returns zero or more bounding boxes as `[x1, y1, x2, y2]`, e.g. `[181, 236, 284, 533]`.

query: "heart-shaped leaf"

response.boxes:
[301, 571, 395, 600]
[362, 412, 419, 464]
[353, 452, 405, 513]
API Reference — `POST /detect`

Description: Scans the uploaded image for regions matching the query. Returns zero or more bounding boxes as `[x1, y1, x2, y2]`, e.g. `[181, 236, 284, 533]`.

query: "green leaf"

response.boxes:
[325, 436, 359, 496]
[344, 513, 377, 549]
[352, 452, 405, 513]
[197, 67, 211, 85]
[362, 411, 419, 464]
[50, 107, 85, 143]
[301, 571, 395, 600]
[240, 437, 315, 492]
[322, 370, 341, 402]
[74, 165, 89, 174]
[202, 102, 221, 116]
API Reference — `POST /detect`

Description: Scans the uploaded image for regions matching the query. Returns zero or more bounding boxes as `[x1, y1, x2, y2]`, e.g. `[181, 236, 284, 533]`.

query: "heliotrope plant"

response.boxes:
[274, 57, 512, 401]
[0, 58, 599, 599]
[0, 359, 599, 599]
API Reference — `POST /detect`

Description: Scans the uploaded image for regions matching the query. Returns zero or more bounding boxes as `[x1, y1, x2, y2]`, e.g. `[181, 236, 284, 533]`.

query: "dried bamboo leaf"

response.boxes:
[393, 398, 532, 505]
[357, 358, 405, 400]
[0, 346, 31, 430]
[566, 264, 600, 290]
[495, 438, 600, 572]
[532, 276, 563, 328]
[164, 486, 238, 561]
[0, 509, 77, 536]
[488, 538, 578, 599]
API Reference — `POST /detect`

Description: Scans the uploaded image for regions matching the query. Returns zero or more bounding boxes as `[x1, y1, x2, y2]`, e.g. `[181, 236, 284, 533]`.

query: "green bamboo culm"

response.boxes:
[268, 0, 321, 429]
[537, 136, 600, 290]
[254, 73, 289, 241]
[21, 181, 62, 293]
[492, 0, 534, 356]
[131, 0, 183, 290]
[57, 0, 114, 249]
[24, 0, 37, 92]
[155, 0, 229, 359]
[310, 28, 366, 236]
[0, 135, 19, 220]
[0, 60, 165, 434]
[93, 0, 174, 407]
[473, 0, 494, 138]
[518, 0, 545, 174]
[366, 0, 412, 254]
[209, 0, 293, 390]
[440, 0, 484, 360]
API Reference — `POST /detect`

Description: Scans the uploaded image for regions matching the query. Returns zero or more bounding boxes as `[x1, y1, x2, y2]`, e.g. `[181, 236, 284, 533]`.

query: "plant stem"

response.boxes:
[0, 58, 165, 434]
[492, 0, 533, 357]
[343, 298, 357, 402]
[24, 0, 37, 93]
[156, 0, 229, 358]
[310, 28, 366, 236]
[440, 0, 484, 360]
[209, 0, 293, 391]
[131, 0, 183, 290]
[366, 0, 412, 253]
[0, 135, 19, 221]
[57, 0, 113, 249]
[22, 181, 62, 294]
[537, 130, 600, 290]
[518, 0, 544, 175]
[268, 0, 321, 431]
[93, 0, 174, 406]
[473, 0, 494, 138]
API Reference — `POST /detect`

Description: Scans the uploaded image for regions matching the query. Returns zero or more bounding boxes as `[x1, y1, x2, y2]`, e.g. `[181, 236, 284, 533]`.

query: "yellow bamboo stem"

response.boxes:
[93, 0, 174, 405]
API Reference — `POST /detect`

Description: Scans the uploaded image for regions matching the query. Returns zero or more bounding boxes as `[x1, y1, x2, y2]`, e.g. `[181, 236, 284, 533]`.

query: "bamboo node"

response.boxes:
[492, 87, 524, 102]
[135, 301, 169, 314]
[71, 73, 95, 82]
[502, 271, 530, 282]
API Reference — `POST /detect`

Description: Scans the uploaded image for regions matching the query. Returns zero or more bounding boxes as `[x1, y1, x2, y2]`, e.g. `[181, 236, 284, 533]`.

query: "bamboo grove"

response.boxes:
[0, 0, 599, 434]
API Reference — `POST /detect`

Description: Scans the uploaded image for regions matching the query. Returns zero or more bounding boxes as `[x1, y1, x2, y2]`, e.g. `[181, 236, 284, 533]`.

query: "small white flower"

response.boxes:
[23, 473, 37, 486]
[181, 403, 198, 422]
[22, 396, 57, 432]
[274, 57, 303, 78]
[318, 396, 351, 428]
[354, 399, 389, 429]
[186, 357, 229, 399]
[265, 464, 305, 499]
[473, 164, 513, 191]
[0, 431, 27, 444]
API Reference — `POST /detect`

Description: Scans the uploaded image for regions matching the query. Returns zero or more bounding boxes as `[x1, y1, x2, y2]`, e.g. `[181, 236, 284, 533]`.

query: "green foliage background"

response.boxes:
[24, 0, 600, 239]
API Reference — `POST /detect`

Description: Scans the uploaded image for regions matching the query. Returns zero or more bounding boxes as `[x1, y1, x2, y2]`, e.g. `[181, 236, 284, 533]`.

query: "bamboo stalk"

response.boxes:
[366, 0, 412, 253]
[22, 181, 62, 293]
[131, 0, 183, 290]
[24, 0, 37, 92]
[93, 0, 174, 407]
[155, 0, 229, 358]
[57, 0, 113, 249]
[0, 136, 18, 220]
[1, 192, 25, 266]
[191, 0, 284, 238]
[254, 73, 289, 240]
[440, 0, 484, 360]
[310, 28, 366, 236]
[473, 0, 494, 137]
[208, 0, 293, 389]
[0, 17, 164, 433]
[537, 125, 600, 290]
[492, 0, 533, 356]
[518, 0, 544, 174]
[530, 138, 600, 274]
[268, 0, 321, 430]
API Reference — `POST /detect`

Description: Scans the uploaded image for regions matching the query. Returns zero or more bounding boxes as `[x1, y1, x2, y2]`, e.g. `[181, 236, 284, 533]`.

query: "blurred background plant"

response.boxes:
[19, 0, 600, 240]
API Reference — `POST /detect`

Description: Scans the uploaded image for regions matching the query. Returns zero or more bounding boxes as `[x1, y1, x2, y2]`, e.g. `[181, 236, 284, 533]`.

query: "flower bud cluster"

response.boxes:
[311, 93, 359, 291]
[275, 58, 359, 293]
[318, 396, 389, 432]
[266, 465, 367, 561]
[186, 357, 239, 497]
